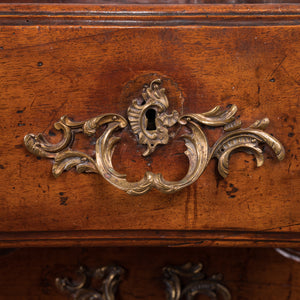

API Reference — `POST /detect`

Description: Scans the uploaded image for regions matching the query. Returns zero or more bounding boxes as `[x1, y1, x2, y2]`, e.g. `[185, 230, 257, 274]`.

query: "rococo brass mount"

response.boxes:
[55, 262, 231, 300]
[56, 265, 124, 300]
[24, 79, 285, 195]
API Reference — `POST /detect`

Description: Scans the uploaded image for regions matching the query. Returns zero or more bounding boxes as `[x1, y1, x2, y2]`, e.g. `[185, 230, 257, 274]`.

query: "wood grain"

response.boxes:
[0, 4, 299, 246]
[2, 0, 300, 4]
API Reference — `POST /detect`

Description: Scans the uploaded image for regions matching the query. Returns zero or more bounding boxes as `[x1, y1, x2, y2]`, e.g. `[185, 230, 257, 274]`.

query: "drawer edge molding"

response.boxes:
[1, 230, 300, 248]
[1, 4, 300, 27]
[24, 78, 285, 195]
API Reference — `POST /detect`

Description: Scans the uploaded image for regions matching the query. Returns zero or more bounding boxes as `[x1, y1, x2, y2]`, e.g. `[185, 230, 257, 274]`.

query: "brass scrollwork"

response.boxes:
[55, 262, 230, 300]
[24, 78, 285, 195]
[163, 262, 231, 300]
[55, 265, 124, 300]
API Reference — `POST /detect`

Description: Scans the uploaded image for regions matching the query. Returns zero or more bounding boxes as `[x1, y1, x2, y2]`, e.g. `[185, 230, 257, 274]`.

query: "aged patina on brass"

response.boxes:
[24, 79, 285, 195]
[163, 262, 231, 300]
[55, 262, 231, 300]
[56, 265, 124, 300]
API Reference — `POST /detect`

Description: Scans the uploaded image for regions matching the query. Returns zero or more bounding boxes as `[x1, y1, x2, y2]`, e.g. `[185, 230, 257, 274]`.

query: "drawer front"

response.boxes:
[0, 4, 299, 247]
[0, 247, 300, 299]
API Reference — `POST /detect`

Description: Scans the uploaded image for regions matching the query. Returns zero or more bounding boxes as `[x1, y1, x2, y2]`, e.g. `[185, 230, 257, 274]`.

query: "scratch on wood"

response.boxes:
[264, 222, 300, 232]
[267, 55, 287, 80]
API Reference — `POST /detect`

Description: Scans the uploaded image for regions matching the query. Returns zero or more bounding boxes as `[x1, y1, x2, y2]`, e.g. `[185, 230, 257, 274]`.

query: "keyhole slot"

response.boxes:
[146, 109, 157, 131]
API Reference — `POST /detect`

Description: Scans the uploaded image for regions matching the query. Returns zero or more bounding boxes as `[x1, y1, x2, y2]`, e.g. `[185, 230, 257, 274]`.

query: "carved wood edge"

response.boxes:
[1, 230, 300, 248]
[24, 78, 285, 195]
[1, 4, 300, 27]
[56, 262, 231, 300]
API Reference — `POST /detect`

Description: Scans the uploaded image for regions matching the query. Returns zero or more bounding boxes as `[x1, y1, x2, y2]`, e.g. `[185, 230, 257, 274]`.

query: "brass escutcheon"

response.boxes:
[24, 78, 285, 195]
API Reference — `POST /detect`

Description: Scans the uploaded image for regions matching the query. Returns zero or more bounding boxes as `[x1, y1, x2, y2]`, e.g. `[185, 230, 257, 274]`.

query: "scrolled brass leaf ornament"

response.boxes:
[163, 262, 231, 300]
[24, 79, 285, 195]
[55, 265, 124, 300]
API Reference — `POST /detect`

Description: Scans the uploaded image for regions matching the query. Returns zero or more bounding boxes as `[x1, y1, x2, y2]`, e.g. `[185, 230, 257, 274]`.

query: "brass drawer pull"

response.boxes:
[163, 262, 231, 300]
[24, 78, 285, 195]
[56, 262, 231, 300]
[56, 265, 125, 300]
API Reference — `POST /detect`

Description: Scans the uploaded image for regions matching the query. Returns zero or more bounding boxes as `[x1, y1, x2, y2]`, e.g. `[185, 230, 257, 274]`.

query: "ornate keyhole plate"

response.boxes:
[127, 79, 179, 156]
[24, 78, 285, 195]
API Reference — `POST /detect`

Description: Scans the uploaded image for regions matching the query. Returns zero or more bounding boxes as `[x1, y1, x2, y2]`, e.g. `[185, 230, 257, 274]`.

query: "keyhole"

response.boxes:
[146, 109, 156, 130]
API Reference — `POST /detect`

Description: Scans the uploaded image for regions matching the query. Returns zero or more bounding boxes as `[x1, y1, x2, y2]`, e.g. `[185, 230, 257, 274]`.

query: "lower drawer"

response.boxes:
[0, 247, 299, 299]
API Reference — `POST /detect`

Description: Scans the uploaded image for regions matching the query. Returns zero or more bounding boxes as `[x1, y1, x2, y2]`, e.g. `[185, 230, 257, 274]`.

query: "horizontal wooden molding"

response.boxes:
[0, 230, 300, 248]
[0, 4, 300, 26]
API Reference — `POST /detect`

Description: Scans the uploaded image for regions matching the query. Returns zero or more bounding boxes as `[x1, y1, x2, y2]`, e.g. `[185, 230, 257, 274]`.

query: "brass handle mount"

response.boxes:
[55, 262, 231, 300]
[24, 79, 285, 195]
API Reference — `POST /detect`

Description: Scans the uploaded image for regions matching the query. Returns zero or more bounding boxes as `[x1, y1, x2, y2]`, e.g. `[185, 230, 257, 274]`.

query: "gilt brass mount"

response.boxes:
[55, 262, 231, 300]
[163, 262, 231, 300]
[24, 79, 285, 195]
[55, 265, 124, 300]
